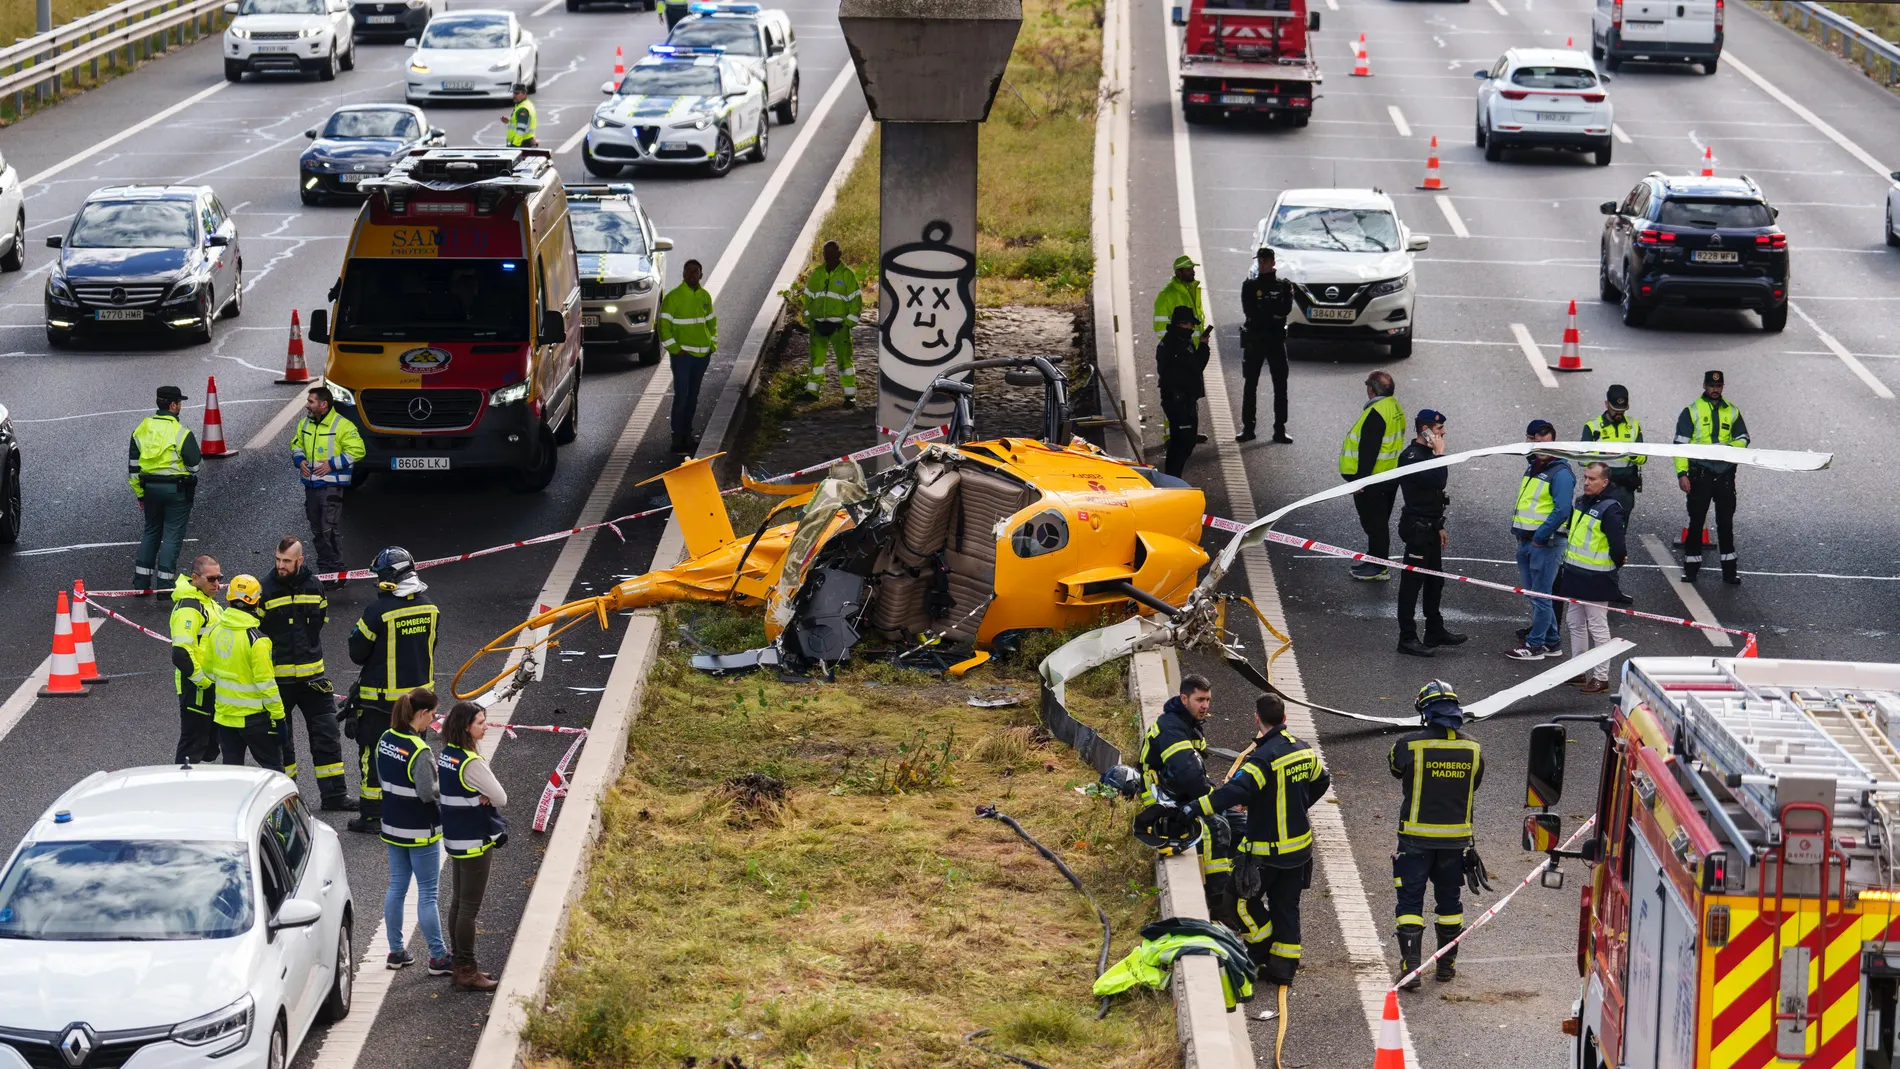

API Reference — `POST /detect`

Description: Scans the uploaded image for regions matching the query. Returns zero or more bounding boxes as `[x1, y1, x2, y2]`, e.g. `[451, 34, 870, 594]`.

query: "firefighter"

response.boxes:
[1182, 694, 1330, 986]
[128, 385, 203, 593]
[1581, 384, 1642, 605]
[802, 240, 862, 406]
[1674, 370, 1749, 584]
[1156, 305, 1208, 478]
[170, 554, 223, 764]
[261, 537, 353, 811]
[1152, 255, 1209, 449]
[501, 85, 537, 147]
[659, 258, 717, 454]
[1389, 679, 1484, 991]
[1238, 247, 1294, 444]
[205, 575, 285, 770]
[346, 546, 440, 834]
[1339, 371, 1405, 581]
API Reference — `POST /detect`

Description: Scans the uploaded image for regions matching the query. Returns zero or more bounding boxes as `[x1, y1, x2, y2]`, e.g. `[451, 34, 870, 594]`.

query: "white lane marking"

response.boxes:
[1487, 0, 1508, 14]
[22, 82, 230, 189]
[13, 398, 280, 424]
[1387, 104, 1411, 137]
[1161, 1, 1415, 1063]
[1639, 533, 1732, 647]
[1325, 0, 1338, 10]
[1789, 300, 1893, 399]
[245, 380, 326, 453]
[531, 0, 563, 14]
[0, 657, 52, 743]
[1612, 123, 1631, 144]
[556, 120, 590, 156]
[15, 539, 173, 557]
[1724, 51, 1891, 179]
[1510, 322, 1560, 388]
[1435, 194, 1469, 237]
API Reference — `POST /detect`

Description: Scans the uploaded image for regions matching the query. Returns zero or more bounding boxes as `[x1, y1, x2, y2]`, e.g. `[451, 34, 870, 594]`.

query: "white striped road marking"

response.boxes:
[1790, 300, 1893, 399]
[1487, 0, 1508, 13]
[1510, 322, 1560, 388]
[23, 82, 230, 188]
[1638, 533, 1732, 647]
[0, 657, 52, 745]
[245, 379, 326, 453]
[557, 120, 590, 156]
[1724, 51, 1890, 179]
[1326, 0, 1339, 10]
[1612, 123, 1631, 144]
[1162, 1, 1416, 1063]
[531, 0, 563, 13]
[1435, 194, 1469, 237]
[1387, 105, 1411, 136]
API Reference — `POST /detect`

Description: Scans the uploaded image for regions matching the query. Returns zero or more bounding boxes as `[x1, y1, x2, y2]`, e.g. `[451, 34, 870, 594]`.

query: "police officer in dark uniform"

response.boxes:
[1395, 409, 1466, 657]
[1157, 305, 1208, 478]
[1238, 247, 1294, 444]
[1185, 694, 1330, 986]
[346, 546, 440, 834]
[1389, 679, 1484, 990]
[260, 537, 352, 811]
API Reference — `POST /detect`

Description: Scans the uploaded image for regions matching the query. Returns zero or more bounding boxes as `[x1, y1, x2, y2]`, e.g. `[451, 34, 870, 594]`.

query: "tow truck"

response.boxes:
[1173, 0, 1322, 127]
[1523, 656, 1900, 1069]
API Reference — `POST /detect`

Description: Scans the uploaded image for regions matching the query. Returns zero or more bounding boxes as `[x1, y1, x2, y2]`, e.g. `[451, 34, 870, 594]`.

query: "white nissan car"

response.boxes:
[404, 10, 537, 105]
[1254, 188, 1426, 358]
[1474, 49, 1613, 166]
[0, 767, 353, 1069]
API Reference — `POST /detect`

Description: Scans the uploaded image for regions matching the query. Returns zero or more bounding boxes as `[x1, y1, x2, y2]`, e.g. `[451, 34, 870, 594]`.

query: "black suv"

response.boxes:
[1599, 173, 1787, 331]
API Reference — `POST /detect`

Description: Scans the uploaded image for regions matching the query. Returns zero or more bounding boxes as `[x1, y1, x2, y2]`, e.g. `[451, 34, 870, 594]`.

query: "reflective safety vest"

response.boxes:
[802, 263, 862, 328]
[1582, 413, 1645, 471]
[658, 281, 717, 357]
[1152, 277, 1207, 346]
[506, 99, 538, 147]
[289, 409, 366, 489]
[1338, 396, 1405, 477]
[1199, 729, 1329, 863]
[438, 744, 499, 858]
[169, 576, 220, 708]
[1512, 464, 1568, 534]
[1565, 501, 1617, 572]
[351, 593, 439, 703]
[1390, 727, 1482, 844]
[1674, 396, 1747, 474]
[378, 729, 442, 848]
[128, 414, 196, 495]
[203, 607, 285, 729]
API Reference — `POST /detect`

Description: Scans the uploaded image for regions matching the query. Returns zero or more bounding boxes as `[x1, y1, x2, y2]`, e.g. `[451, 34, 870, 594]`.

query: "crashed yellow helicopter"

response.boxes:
[454, 357, 1211, 695]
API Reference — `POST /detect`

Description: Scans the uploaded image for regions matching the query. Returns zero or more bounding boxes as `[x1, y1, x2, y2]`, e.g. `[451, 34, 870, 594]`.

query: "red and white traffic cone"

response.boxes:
[1701, 145, 1715, 177]
[1352, 33, 1371, 77]
[39, 591, 91, 697]
[1373, 990, 1405, 1069]
[1740, 633, 1759, 658]
[613, 45, 625, 82]
[1417, 135, 1447, 190]
[1677, 527, 1710, 548]
[277, 309, 310, 385]
[1552, 299, 1590, 372]
[201, 374, 234, 458]
[1567, 35, 1574, 46]
[70, 581, 109, 685]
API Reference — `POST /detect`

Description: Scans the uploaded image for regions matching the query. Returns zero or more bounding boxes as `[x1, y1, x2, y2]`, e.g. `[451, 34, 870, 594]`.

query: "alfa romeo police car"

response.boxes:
[584, 45, 768, 179]
[564, 183, 672, 366]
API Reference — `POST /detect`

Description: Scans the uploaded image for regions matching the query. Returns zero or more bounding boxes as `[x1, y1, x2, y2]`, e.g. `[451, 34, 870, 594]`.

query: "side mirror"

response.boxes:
[1307, 10, 1320, 31]
[430, 126, 445, 137]
[1473, 69, 1490, 79]
[207, 233, 230, 247]
[223, 2, 238, 12]
[1598, 72, 1613, 82]
[1406, 233, 1430, 252]
[308, 308, 330, 344]
[1598, 201, 1618, 215]
[1771, 206, 1780, 219]
[269, 898, 323, 932]
[403, 36, 417, 47]
[1891, 171, 1900, 183]
[1171, 5, 1185, 26]
[653, 236, 674, 252]
[305, 128, 319, 139]
[1524, 812, 1562, 852]
[539, 308, 567, 345]
[1525, 722, 1567, 807]
[768, 41, 785, 55]
[45, 235, 61, 249]
[601, 80, 619, 95]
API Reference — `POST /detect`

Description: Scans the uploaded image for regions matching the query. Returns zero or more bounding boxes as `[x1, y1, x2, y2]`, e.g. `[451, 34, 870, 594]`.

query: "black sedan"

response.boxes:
[300, 104, 442, 204]
[0, 399, 18, 546]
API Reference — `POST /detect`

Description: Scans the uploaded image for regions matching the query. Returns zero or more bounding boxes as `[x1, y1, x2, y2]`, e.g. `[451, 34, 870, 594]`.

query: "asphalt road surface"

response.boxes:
[1128, 0, 1900, 1065]
[0, 3, 866, 1066]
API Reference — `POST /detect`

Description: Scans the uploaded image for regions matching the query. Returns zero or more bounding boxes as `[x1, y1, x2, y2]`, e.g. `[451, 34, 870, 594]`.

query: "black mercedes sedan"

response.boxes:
[44, 185, 242, 348]
[300, 103, 442, 204]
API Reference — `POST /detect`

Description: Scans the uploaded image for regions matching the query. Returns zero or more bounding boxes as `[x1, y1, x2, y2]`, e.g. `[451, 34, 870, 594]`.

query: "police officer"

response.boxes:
[1674, 370, 1749, 584]
[204, 575, 285, 770]
[128, 385, 202, 593]
[261, 537, 353, 811]
[291, 386, 366, 586]
[1186, 694, 1330, 986]
[501, 85, 536, 147]
[1238, 247, 1294, 444]
[1340, 371, 1405, 581]
[347, 546, 441, 834]
[802, 239, 862, 406]
[1389, 680, 1483, 991]
[1152, 256, 1209, 449]
[170, 554, 223, 764]
[658, 258, 718, 454]
[1581, 384, 1643, 604]
[1396, 410, 1466, 657]
[1156, 305, 1207, 478]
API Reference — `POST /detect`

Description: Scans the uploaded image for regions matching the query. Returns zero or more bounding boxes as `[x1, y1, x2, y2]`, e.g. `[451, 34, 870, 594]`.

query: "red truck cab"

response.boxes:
[1175, 0, 1323, 126]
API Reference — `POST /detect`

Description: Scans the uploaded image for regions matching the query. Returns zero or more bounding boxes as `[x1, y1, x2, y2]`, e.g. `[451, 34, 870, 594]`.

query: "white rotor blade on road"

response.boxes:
[1463, 639, 1635, 720]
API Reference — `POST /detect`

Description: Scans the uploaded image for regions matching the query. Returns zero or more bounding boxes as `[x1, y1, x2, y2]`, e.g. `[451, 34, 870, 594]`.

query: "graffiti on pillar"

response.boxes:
[877, 221, 976, 429]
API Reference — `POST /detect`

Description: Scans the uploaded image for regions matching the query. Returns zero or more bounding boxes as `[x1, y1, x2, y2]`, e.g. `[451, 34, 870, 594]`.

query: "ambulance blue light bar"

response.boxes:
[648, 43, 725, 56]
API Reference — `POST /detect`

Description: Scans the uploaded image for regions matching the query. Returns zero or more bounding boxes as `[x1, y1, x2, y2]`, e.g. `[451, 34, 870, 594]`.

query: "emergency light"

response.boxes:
[690, 2, 760, 12]
[648, 44, 725, 57]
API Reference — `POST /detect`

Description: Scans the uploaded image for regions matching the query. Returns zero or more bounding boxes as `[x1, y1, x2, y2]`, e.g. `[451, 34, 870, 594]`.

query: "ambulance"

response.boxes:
[1523, 656, 1900, 1069]
[308, 148, 581, 492]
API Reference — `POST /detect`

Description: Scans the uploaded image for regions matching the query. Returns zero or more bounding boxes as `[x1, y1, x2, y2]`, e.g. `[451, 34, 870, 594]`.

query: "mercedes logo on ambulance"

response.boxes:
[407, 397, 434, 422]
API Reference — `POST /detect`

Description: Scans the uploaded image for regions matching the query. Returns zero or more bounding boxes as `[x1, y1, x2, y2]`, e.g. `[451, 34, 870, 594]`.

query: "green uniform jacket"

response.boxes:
[169, 576, 220, 703]
[1152, 277, 1208, 346]
[203, 606, 285, 728]
[128, 412, 202, 498]
[658, 281, 717, 358]
[803, 263, 862, 329]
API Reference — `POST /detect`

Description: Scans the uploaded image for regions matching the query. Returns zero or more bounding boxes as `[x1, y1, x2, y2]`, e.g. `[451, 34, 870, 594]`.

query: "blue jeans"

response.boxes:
[1515, 534, 1564, 649]
[385, 842, 448, 961]
[669, 352, 709, 444]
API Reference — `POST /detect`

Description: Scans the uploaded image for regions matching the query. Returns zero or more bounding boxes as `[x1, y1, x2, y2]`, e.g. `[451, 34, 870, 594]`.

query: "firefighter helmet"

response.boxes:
[225, 574, 263, 606]
[1132, 802, 1203, 856]
[1415, 679, 1459, 712]
[372, 546, 416, 589]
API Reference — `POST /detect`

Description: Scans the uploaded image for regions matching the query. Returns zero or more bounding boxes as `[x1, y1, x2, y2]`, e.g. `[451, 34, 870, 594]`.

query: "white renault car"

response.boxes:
[404, 10, 537, 105]
[0, 767, 353, 1069]
[223, 0, 356, 82]
[1254, 188, 1426, 358]
[1474, 49, 1613, 166]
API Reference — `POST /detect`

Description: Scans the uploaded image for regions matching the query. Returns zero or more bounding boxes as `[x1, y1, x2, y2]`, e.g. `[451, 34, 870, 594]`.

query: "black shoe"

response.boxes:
[1397, 637, 1436, 658]
[1235, 429, 1256, 443]
[320, 796, 357, 812]
[346, 817, 379, 834]
[1680, 566, 1700, 583]
[842, 398, 855, 408]
[1271, 431, 1293, 444]
[1423, 628, 1468, 647]
[1609, 590, 1634, 605]
[1397, 930, 1424, 992]
[1435, 957, 1457, 982]
[1350, 563, 1390, 581]
[1722, 561, 1741, 585]
[1195, 433, 1209, 444]
[324, 578, 349, 591]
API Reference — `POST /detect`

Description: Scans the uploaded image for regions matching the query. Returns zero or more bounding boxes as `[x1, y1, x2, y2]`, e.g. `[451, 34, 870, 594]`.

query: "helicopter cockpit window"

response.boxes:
[1011, 510, 1070, 558]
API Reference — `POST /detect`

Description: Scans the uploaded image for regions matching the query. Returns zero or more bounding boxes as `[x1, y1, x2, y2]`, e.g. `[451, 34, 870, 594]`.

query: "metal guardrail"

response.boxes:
[1, 0, 229, 117]
[1766, 0, 1900, 86]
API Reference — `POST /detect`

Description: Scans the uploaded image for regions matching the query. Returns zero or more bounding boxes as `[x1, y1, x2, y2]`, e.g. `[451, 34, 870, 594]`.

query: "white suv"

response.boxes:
[665, 3, 800, 124]
[1255, 188, 1426, 358]
[224, 0, 355, 82]
[1474, 49, 1612, 166]
[0, 767, 354, 1069]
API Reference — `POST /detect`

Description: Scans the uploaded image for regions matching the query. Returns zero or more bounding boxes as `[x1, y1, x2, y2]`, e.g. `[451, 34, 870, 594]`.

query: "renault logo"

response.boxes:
[1324, 286, 1340, 301]
[407, 397, 434, 422]
[58, 1024, 94, 1068]
[109, 287, 127, 306]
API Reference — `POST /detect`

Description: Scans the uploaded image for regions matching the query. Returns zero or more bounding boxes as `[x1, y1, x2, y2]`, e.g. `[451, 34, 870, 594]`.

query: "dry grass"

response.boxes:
[523, 605, 1172, 1069]
[1, 1, 227, 125]
[1756, 1, 1900, 94]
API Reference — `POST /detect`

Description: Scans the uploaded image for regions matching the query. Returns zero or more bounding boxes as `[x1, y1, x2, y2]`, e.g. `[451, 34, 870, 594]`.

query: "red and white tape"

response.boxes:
[531, 729, 589, 832]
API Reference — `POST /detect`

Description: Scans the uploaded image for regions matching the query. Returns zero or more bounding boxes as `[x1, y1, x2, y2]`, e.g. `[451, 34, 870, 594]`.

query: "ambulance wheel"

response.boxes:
[508, 425, 558, 493]
[554, 382, 579, 445]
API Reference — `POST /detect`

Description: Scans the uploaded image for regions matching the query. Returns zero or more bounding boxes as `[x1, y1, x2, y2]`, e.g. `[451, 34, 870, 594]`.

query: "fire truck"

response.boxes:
[1523, 656, 1900, 1069]
[1173, 0, 1322, 126]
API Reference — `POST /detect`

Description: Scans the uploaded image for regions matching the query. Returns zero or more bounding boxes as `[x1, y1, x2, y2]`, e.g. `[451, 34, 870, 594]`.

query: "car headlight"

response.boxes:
[325, 381, 357, 406]
[629, 277, 654, 294]
[171, 993, 253, 1056]
[168, 278, 202, 302]
[228, 26, 251, 38]
[1365, 274, 1410, 299]
[593, 117, 625, 129]
[305, 157, 332, 171]
[670, 117, 711, 130]
[299, 25, 325, 37]
[406, 0, 426, 6]
[47, 275, 72, 299]
[409, 60, 429, 73]
[489, 59, 515, 71]
[489, 381, 531, 407]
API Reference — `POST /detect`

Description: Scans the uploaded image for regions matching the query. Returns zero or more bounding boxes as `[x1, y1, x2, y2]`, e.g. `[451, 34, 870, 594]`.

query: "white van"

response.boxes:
[1592, 0, 1721, 74]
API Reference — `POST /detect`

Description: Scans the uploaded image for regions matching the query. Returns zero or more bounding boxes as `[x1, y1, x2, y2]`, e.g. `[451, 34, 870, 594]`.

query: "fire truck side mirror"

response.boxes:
[1307, 10, 1320, 31]
[1523, 812, 1562, 852]
[1525, 722, 1567, 807]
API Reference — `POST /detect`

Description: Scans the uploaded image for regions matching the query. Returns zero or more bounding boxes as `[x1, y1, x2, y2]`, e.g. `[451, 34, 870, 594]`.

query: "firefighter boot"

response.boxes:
[1396, 929, 1424, 992]
[347, 799, 381, 835]
[1434, 924, 1462, 982]
[1722, 558, 1741, 586]
[1680, 554, 1701, 583]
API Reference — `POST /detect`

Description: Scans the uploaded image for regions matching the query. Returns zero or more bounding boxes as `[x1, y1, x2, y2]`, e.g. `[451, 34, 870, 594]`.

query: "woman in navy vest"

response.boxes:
[378, 688, 450, 974]
[438, 701, 507, 991]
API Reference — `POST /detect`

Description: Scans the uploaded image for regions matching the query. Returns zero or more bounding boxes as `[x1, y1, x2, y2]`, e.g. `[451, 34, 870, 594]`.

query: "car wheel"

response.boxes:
[340, 39, 355, 70]
[1887, 205, 1900, 248]
[1474, 113, 1487, 148]
[554, 381, 579, 444]
[1603, 54, 1621, 72]
[1283, 112, 1310, 127]
[0, 459, 22, 544]
[319, 47, 338, 81]
[1598, 246, 1620, 301]
[581, 145, 623, 177]
[566, 0, 580, 9]
[224, 60, 243, 82]
[195, 293, 216, 345]
[1595, 141, 1612, 166]
[1761, 303, 1788, 333]
[226, 269, 243, 319]
[745, 116, 768, 163]
[267, 1021, 287, 1069]
[318, 920, 354, 1022]
[1389, 331, 1413, 359]
[774, 74, 799, 124]
[1591, 37, 1604, 59]
[1484, 136, 1503, 163]
[526, 59, 538, 93]
[1620, 267, 1647, 326]
[507, 425, 558, 492]
[1702, 56, 1719, 75]
[46, 329, 69, 349]
[301, 189, 323, 206]
[706, 129, 735, 178]
[0, 214, 23, 272]
[636, 334, 662, 366]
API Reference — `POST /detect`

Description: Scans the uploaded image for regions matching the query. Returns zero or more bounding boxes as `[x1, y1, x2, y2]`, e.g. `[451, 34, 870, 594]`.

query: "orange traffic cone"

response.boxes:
[1352, 34, 1371, 77]
[1677, 527, 1710, 548]
[1701, 145, 1715, 177]
[70, 581, 109, 685]
[1416, 136, 1447, 190]
[1552, 299, 1590, 372]
[1566, 35, 1574, 46]
[613, 45, 625, 81]
[1740, 633, 1759, 658]
[39, 591, 91, 697]
[277, 309, 310, 384]
[201, 375, 234, 458]
[1373, 989, 1405, 1069]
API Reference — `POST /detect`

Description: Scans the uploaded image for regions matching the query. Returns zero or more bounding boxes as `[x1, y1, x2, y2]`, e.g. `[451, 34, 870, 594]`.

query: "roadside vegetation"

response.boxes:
[523, 604, 1171, 1069]
[1, 0, 229, 125]
[1758, 0, 1900, 95]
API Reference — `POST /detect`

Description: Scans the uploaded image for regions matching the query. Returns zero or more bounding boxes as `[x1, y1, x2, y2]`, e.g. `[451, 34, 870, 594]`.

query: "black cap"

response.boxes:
[1526, 419, 1555, 437]
[1606, 384, 1629, 409]
[1415, 409, 1447, 429]
[156, 385, 187, 404]
[1704, 369, 1724, 387]
[1170, 304, 1199, 326]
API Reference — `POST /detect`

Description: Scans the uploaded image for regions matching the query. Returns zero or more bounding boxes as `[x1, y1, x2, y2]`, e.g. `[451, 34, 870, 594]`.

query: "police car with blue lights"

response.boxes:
[666, 3, 799, 124]
[585, 44, 768, 179]
[564, 183, 673, 366]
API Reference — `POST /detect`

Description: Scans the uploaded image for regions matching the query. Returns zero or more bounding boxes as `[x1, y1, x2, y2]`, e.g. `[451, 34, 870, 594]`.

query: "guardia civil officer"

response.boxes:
[170, 554, 223, 764]
[261, 537, 352, 810]
[128, 385, 202, 592]
[1389, 680, 1485, 991]
[1674, 370, 1749, 584]
[346, 546, 440, 834]
[500, 85, 536, 147]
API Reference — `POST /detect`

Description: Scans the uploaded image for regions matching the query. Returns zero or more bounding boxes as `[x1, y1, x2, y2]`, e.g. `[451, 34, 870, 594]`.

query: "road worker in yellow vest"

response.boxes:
[802, 240, 862, 406]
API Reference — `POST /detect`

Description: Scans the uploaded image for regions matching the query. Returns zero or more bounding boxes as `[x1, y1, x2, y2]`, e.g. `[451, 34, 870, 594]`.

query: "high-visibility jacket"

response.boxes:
[1566, 500, 1618, 572]
[1094, 927, 1255, 1010]
[1197, 726, 1330, 866]
[658, 282, 717, 358]
[289, 409, 366, 489]
[1581, 412, 1645, 474]
[377, 729, 442, 848]
[169, 576, 220, 707]
[348, 591, 439, 704]
[1673, 395, 1750, 475]
[128, 412, 201, 497]
[1389, 724, 1482, 847]
[1152, 277, 1208, 346]
[1138, 698, 1209, 806]
[1513, 462, 1571, 535]
[438, 743, 499, 858]
[802, 263, 862, 329]
[203, 606, 285, 729]
[1338, 396, 1405, 478]
[506, 99, 538, 147]
[260, 567, 328, 679]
